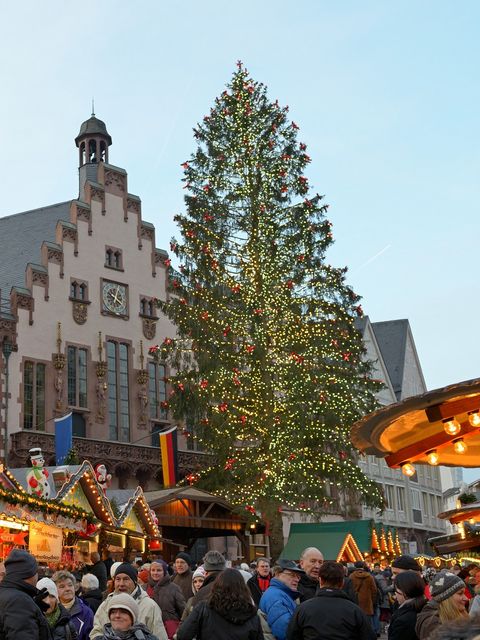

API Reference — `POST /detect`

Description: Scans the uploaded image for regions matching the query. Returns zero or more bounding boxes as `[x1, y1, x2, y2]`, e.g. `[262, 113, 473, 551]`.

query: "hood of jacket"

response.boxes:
[316, 587, 351, 600]
[211, 601, 258, 625]
[351, 569, 372, 580]
[101, 621, 154, 640]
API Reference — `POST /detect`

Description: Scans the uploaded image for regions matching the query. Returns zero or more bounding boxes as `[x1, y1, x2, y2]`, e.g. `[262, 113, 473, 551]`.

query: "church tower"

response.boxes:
[75, 111, 112, 197]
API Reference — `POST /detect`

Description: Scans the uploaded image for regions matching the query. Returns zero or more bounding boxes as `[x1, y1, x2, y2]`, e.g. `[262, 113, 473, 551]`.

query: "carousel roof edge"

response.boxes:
[351, 377, 480, 453]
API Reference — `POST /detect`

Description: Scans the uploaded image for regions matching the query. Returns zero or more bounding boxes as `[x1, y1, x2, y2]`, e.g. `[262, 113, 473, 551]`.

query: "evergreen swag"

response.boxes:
[152, 62, 383, 526]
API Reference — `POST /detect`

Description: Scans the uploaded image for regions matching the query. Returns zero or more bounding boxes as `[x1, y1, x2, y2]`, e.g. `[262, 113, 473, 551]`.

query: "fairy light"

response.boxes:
[401, 462, 416, 477]
[443, 418, 461, 436]
[426, 450, 439, 465]
[151, 62, 384, 516]
[453, 438, 468, 454]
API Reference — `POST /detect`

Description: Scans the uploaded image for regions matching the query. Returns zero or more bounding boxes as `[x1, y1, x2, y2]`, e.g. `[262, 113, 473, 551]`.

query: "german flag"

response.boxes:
[159, 426, 178, 487]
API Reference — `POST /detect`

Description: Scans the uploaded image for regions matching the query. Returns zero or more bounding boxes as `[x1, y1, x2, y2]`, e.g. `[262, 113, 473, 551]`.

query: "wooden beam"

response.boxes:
[201, 502, 216, 518]
[426, 397, 480, 423]
[385, 421, 478, 467]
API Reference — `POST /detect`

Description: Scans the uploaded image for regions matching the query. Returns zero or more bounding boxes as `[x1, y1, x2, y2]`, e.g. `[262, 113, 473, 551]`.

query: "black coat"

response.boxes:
[388, 599, 426, 640]
[0, 577, 52, 640]
[49, 606, 78, 640]
[80, 588, 103, 613]
[177, 601, 264, 640]
[297, 574, 318, 602]
[189, 573, 219, 608]
[247, 574, 270, 607]
[286, 588, 376, 640]
[88, 562, 108, 592]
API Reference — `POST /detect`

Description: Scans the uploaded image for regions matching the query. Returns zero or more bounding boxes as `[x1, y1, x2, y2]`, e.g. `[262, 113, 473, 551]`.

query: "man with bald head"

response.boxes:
[298, 547, 323, 601]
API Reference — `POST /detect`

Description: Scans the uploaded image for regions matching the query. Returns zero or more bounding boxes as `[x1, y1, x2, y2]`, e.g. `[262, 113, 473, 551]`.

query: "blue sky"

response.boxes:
[1, 2, 479, 477]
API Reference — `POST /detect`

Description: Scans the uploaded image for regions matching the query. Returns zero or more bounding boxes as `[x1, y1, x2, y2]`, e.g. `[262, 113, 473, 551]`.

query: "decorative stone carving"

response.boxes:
[53, 353, 66, 370]
[138, 385, 148, 428]
[154, 251, 165, 265]
[96, 361, 107, 378]
[54, 370, 64, 411]
[47, 248, 63, 265]
[62, 227, 77, 243]
[105, 170, 125, 192]
[96, 361, 108, 423]
[72, 302, 88, 325]
[90, 186, 105, 202]
[15, 293, 32, 310]
[142, 318, 156, 340]
[126, 197, 141, 215]
[32, 271, 48, 286]
[140, 225, 154, 241]
[76, 206, 91, 222]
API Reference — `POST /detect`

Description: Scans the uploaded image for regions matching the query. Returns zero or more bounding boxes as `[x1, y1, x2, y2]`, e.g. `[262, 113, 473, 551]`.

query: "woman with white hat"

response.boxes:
[95, 592, 159, 640]
[37, 577, 78, 640]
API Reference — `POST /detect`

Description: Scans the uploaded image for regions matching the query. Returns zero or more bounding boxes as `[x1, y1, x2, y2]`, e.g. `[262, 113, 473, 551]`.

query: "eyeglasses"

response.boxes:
[283, 570, 301, 579]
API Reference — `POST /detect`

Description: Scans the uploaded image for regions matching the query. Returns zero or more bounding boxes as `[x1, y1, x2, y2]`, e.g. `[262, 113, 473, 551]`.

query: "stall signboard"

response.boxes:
[29, 522, 63, 563]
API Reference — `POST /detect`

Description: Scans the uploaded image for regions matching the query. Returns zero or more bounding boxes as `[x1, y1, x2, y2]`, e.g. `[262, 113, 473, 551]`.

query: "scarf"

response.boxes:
[258, 575, 271, 592]
[62, 597, 76, 610]
[45, 605, 61, 628]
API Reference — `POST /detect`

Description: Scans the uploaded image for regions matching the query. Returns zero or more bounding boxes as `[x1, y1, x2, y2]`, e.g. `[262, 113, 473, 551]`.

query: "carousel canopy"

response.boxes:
[351, 378, 480, 472]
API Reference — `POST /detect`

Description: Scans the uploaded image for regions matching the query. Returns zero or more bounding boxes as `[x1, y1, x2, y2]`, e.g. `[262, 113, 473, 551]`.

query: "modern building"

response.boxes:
[357, 317, 446, 553]
[0, 114, 208, 490]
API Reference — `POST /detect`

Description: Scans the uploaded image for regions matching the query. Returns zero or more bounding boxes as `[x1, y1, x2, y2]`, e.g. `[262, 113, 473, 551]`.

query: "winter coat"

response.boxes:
[177, 600, 264, 640]
[349, 569, 377, 616]
[90, 585, 167, 640]
[388, 597, 426, 640]
[374, 572, 391, 609]
[188, 573, 220, 609]
[415, 600, 440, 640]
[247, 573, 271, 607]
[95, 621, 159, 640]
[0, 576, 53, 640]
[286, 588, 375, 640]
[171, 570, 193, 602]
[80, 588, 103, 613]
[88, 562, 108, 593]
[147, 577, 185, 621]
[342, 577, 359, 604]
[48, 605, 78, 640]
[65, 596, 93, 640]
[260, 577, 299, 640]
[297, 574, 318, 602]
[470, 594, 480, 617]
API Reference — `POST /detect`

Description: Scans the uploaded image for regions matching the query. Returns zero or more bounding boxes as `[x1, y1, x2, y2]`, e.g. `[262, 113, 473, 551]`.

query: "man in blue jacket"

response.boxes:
[260, 559, 304, 640]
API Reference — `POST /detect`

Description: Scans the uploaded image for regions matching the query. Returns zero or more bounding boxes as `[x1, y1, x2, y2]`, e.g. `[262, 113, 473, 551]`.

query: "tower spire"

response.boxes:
[91, 98, 95, 117]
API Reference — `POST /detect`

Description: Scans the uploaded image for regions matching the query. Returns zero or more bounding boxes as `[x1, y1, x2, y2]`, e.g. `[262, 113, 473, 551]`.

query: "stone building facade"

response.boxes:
[0, 115, 205, 489]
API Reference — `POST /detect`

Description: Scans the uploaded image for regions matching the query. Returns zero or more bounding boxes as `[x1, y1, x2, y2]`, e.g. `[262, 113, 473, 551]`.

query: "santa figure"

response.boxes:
[26, 447, 50, 499]
[94, 463, 112, 494]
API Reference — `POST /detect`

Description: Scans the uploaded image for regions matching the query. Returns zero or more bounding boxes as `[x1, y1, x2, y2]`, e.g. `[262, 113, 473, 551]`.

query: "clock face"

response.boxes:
[102, 281, 127, 315]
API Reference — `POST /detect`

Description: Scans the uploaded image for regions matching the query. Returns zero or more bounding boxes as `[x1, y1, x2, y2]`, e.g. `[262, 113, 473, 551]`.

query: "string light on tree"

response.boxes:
[152, 62, 383, 553]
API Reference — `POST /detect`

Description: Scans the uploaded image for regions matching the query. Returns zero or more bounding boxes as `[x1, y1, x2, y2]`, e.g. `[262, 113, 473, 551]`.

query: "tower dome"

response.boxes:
[75, 112, 112, 166]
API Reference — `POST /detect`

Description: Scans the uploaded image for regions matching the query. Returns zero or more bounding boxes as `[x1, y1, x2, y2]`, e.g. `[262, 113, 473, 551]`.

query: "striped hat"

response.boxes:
[430, 570, 465, 602]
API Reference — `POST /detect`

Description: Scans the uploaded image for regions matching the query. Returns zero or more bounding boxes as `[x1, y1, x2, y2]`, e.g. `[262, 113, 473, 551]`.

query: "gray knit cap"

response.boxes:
[203, 550, 226, 572]
[430, 570, 465, 602]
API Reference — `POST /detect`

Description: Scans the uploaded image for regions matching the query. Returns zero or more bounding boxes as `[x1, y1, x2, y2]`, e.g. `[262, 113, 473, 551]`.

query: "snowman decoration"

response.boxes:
[94, 463, 112, 495]
[26, 447, 50, 499]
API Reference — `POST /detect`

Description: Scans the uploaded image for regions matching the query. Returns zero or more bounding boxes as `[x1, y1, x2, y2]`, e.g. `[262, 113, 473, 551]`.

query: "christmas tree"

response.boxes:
[152, 62, 383, 555]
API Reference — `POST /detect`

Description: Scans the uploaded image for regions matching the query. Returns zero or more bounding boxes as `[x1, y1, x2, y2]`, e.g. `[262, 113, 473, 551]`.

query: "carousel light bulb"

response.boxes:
[453, 438, 468, 454]
[426, 450, 439, 465]
[468, 411, 480, 427]
[443, 418, 461, 436]
[401, 462, 416, 477]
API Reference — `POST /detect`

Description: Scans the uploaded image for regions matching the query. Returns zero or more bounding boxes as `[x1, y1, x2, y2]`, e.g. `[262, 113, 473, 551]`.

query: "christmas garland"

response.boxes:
[0, 485, 95, 524]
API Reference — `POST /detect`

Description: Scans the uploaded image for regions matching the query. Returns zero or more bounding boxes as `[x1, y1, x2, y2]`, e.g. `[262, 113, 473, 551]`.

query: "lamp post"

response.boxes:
[2, 340, 14, 463]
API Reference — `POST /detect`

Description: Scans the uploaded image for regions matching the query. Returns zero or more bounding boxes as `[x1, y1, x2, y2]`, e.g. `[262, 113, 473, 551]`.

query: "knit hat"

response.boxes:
[431, 570, 465, 602]
[37, 577, 58, 600]
[203, 550, 226, 572]
[193, 566, 206, 580]
[107, 592, 139, 623]
[175, 552, 192, 565]
[110, 561, 122, 579]
[138, 569, 149, 584]
[114, 563, 138, 584]
[391, 555, 421, 572]
[5, 549, 38, 580]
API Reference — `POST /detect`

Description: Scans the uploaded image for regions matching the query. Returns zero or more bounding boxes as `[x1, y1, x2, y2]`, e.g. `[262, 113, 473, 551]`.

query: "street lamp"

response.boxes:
[2, 340, 14, 463]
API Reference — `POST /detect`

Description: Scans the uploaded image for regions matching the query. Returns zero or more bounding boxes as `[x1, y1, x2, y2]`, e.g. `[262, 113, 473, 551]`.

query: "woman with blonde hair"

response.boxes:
[416, 570, 468, 639]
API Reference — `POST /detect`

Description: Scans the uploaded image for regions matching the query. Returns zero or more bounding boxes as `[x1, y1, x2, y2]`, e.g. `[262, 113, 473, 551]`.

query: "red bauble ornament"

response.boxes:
[218, 402, 228, 412]
[199, 379, 208, 389]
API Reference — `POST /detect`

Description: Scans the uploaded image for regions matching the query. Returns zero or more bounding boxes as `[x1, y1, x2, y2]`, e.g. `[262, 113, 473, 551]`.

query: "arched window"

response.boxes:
[100, 141, 107, 162]
[79, 283, 87, 300]
[70, 281, 78, 299]
[88, 139, 97, 162]
[80, 142, 86, 166]
[105, 249, 113, 267]
[114, 251, 121, 269]
[140, 298, 147, 315]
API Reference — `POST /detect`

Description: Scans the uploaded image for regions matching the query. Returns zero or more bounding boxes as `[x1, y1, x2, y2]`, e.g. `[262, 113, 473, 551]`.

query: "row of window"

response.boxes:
[382, 483, 443, 525]
[70, 280, 156, 318]
[23, 344, 167, 440]
[366, 454, 440, 487]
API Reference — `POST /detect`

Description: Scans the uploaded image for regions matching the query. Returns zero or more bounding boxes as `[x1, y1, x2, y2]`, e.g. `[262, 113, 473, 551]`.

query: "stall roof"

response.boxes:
[144, 486, 233, 509]
[280, 521, 369, 562]
[351, 378, 480, 468]
[111, 487, 160, 538]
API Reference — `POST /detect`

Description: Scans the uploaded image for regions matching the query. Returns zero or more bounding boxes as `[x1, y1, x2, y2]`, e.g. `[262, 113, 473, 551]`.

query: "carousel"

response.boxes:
[351, 377, 480, 556]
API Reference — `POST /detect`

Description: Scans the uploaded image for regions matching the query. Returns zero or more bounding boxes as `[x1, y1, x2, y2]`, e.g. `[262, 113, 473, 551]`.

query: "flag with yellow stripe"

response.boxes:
[159, 426, 178, 487]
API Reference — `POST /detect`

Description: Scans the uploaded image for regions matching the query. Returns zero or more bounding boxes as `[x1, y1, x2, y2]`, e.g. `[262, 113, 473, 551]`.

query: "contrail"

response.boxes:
[356, 244, 391, 271]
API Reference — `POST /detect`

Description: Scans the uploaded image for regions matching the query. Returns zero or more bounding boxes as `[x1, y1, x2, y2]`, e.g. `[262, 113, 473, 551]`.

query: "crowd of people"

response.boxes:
[3, 546, 480, 640]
